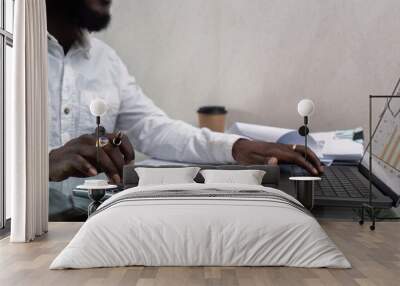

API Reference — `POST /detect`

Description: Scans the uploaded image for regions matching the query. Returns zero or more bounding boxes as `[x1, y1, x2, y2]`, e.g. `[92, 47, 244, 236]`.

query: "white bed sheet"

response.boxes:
[50, 183, 351, 269]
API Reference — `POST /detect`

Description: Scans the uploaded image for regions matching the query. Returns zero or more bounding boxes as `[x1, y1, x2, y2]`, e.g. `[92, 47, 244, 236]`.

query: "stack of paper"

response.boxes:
[227, 122, 364, 164]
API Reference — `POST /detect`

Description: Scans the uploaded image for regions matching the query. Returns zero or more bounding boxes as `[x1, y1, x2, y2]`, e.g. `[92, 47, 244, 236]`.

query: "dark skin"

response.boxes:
[232, 139, 324, 175]
[46, 4, 79, 53]
[49, 133, 135, 183]
[48, 0, 324, 184]
[46, 0, 112, 53]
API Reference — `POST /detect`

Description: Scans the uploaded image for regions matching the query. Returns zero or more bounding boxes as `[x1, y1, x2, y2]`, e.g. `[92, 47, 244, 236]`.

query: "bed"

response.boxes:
[50, 165, 350, 269]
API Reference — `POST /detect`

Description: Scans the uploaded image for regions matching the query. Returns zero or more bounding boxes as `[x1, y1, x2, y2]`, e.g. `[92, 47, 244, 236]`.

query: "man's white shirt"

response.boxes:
[48, 32, 242, 166]
[48, 32, 244, 211]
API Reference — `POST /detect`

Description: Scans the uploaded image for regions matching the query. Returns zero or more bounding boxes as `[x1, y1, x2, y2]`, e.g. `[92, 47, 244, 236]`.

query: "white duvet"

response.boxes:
[50, 183, 351, 269]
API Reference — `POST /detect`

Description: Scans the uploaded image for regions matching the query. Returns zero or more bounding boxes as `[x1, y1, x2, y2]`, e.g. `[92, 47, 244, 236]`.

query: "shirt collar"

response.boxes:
[47, 29, 92, 59]
[78, 30, 92, 59]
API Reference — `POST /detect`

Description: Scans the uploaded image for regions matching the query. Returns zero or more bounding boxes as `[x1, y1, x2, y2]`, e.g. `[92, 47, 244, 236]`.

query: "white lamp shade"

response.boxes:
[90, 98, 108, 117]
[297, 99, 315, 117]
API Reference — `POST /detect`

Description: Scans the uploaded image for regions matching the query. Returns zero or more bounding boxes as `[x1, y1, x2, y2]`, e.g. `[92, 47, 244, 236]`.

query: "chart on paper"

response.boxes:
[373, 99, 400, 171]
[366, 97, 400, 193]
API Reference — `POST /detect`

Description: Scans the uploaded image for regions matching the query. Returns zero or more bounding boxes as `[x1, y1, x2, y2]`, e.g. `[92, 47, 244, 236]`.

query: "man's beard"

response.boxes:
[67, 1, 111, 32]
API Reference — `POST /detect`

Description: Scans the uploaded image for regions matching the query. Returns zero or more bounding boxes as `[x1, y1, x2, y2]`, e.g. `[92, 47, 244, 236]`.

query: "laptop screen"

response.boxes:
[361, 81, 400, 195]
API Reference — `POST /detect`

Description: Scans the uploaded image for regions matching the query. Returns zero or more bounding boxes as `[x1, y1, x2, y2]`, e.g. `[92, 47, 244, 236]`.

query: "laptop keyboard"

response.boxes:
[317, 166, 375, 199]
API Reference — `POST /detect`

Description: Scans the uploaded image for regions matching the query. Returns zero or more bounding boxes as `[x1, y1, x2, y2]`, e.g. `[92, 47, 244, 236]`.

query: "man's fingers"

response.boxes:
[117, 136, 135, 163]
[70, 155, 98, 177]
[105, 132, 134, 163]
[232, 140, 323, 175]
[292, 145, 324, 173]
[98, 149, 121, 184]
[270, 148, 318, 175]
[102, 144, 125, 178]
[77, 134, 96, 145]
[286, 151, 319, 175]
[78, 145, 121, 184]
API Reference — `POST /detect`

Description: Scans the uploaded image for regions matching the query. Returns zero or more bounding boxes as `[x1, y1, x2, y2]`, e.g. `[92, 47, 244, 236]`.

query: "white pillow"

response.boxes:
[200, 169, 266, 185]
[135, 167, 201, 186]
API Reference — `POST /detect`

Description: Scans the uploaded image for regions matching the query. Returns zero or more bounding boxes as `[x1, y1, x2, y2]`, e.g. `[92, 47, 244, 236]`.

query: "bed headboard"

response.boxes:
[123, 164, 280, 189]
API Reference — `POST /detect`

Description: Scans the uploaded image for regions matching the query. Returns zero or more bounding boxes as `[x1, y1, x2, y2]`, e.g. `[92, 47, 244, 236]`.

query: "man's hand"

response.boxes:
[49, 133, 135, 183]
[232, 139, 324, 176]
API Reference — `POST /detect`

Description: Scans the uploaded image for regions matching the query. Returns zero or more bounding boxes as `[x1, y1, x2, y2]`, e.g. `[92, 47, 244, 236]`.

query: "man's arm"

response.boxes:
[114, 57, 323, 174]
[114, 60, 242, 164]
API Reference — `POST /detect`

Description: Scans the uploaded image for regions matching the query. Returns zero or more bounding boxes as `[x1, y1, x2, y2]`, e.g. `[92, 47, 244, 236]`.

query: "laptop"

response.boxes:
[290, 80, 400, 209]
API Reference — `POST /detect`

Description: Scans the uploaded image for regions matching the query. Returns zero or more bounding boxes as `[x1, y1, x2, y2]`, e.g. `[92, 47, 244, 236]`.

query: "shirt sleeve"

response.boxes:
[113, 58, 242, 164]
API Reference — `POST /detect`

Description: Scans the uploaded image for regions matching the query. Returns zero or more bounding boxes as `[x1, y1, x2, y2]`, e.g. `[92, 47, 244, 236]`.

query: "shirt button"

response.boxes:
[63, 107, 70, 115]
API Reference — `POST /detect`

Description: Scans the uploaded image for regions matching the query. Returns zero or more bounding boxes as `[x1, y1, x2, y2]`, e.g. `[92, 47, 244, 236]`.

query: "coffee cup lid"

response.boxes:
[197, 106, 227, 115]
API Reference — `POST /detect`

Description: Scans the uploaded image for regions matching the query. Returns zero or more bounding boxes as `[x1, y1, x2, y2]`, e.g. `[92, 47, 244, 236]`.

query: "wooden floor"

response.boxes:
[0, 221, 399, 286]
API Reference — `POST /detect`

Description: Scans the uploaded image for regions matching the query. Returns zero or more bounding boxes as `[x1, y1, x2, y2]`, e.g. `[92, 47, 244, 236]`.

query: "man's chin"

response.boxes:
[80, 14, 111, 32]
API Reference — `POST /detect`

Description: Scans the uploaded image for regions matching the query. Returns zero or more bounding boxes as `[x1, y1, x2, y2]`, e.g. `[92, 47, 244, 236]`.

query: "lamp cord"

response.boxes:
[96, 116, 100, 170]
[304, 116, 308, 162]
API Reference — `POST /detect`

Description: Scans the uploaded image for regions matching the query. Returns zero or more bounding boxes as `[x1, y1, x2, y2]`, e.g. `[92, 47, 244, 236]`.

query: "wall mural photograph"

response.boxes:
[0, 1, 399, 285]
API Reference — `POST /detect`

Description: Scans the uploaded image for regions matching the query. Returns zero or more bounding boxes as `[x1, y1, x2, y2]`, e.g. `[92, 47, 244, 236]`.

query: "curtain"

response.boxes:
[8, 0, 49, 242]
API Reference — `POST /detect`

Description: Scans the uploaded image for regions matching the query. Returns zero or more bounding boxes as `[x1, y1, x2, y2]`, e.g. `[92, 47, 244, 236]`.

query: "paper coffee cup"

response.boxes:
[197, 106, 227, 133]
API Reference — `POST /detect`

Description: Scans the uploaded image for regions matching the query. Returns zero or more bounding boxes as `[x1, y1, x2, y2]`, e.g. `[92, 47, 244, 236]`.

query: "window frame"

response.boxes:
[0, 0, 13, 231]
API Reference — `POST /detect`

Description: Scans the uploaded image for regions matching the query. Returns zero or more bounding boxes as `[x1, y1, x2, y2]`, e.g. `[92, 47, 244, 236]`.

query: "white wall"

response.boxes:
[97, 0, 400, 133]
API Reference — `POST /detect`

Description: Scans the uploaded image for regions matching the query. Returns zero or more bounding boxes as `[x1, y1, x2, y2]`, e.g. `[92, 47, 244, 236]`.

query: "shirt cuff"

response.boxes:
[217, 133, 248, 164]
